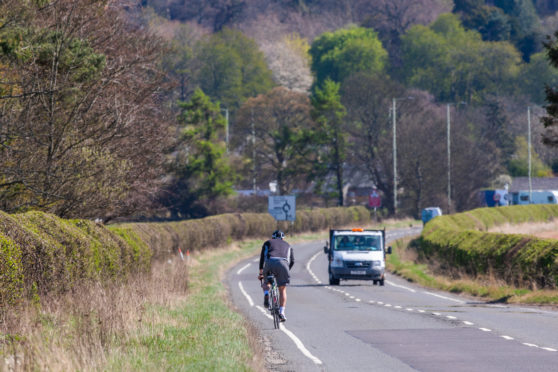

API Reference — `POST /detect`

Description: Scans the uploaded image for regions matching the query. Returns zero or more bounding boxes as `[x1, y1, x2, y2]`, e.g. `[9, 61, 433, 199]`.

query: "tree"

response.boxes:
[519, 51, 558, 104]
[161, 89, 235, 219]
[234, 87, 316, 195]
[309, 26, 387, 89]
[401, 14, 522, 103]
[340, 73, 404, 215]
[194, 28, 274, 110]
[311, 79, 347, 206]
[0, 0, 170, 220]
[508, 137, 552, 176]
[541, 30, 558, 146]
[362, 0, 450, 70]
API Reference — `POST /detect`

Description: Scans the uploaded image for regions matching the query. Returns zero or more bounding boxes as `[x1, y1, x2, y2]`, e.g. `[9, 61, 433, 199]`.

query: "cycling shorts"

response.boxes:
[262, 258, 290, 287]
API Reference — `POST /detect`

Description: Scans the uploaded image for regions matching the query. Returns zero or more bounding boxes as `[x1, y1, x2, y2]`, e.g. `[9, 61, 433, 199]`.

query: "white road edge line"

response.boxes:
[237, 263, 251, 275]
[255, 306, 323, 365]
[423, 291, 466, 304]
[238, 281, 254, 307]
[281, 327, 323, 365]
[386, 281, 417, 293]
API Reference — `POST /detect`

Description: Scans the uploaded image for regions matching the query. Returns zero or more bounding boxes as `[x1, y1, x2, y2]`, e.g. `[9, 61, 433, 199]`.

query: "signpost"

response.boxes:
[268, 196, 296, 221]
[368, 189, 381, 219]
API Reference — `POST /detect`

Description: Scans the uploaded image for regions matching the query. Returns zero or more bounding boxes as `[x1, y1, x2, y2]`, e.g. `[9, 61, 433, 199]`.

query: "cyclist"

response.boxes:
[258, 230, 294, 322]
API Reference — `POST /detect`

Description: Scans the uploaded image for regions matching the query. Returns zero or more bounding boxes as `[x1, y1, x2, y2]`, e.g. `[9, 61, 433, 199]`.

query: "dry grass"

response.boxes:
[0, 258, 189, 371]
[489, 219, 558, 239]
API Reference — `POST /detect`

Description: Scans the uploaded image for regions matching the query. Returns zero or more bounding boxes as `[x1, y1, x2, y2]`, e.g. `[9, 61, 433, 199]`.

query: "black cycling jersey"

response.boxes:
[259, 238, 294, 270]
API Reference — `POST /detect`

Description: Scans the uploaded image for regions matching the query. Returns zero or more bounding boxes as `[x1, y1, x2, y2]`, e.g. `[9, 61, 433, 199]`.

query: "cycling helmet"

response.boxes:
[272, 230, 285, 239]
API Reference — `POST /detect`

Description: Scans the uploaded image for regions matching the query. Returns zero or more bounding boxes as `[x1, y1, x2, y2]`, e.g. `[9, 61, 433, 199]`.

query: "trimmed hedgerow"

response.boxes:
[0, 211, 151, 303]
[0, 206, 370, 304]
[111, 206, 371, 259]
[420, 205, 558, 289]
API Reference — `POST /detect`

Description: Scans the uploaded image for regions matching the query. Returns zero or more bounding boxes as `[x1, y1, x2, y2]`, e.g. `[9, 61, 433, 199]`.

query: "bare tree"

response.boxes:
[0, 0, 171, 220]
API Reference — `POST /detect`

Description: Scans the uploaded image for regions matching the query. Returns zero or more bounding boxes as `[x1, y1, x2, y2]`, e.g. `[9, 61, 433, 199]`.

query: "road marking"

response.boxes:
[541, 347, 557, 352]
[417, 309, 425, 313]
[446, 316, 457, 320]
[378, 301, 384, 305]
[432, 312, 441, 316]
[423, 291, 466, 304]
[385, 304, 392, 307]
[463, 321, 474, 325]
[237, 263, 251, 275]
[523, 343, 538, 348]
[479, 328, 491, 332]
[255, 306, 323, 365]
[501, 336, 514, 340]
[356, 299, 361, 302]
[406, 308, 414, 311]
[369, 300, 375, 304]
[238, 281, 254, 307]
[281, 327, 323, 365]
[395, 305, 402, 309]
[386, 281, 417, 293]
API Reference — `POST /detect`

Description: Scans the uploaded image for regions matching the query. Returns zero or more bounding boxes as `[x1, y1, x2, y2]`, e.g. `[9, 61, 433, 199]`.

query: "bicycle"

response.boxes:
[265, 274, 281, 329]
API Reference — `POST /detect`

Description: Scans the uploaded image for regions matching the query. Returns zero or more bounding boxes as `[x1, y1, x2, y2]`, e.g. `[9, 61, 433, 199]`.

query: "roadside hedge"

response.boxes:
[0, 206, 370, 305]
[0, 211, 152, 306]
[420, 205, 558, 289]
[111, 206, 371, 259]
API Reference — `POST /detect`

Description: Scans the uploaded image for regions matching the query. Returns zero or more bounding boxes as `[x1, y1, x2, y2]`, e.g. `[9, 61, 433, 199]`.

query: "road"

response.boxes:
[227, 228, 558, 371]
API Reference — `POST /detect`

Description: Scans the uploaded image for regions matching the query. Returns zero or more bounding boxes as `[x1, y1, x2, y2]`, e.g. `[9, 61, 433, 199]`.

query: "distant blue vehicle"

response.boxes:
[421, 207, 442, 225]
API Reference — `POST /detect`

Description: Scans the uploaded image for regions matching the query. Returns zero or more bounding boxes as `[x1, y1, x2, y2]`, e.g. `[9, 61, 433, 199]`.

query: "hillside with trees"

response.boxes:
[2, 0, 558, 221]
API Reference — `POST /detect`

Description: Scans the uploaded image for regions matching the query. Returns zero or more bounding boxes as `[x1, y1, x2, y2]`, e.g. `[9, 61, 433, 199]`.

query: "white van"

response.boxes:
[323, 228, 391, 286]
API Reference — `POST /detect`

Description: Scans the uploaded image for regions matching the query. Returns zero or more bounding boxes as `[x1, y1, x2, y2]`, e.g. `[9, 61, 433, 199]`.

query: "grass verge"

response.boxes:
[388, 236, 558, 306]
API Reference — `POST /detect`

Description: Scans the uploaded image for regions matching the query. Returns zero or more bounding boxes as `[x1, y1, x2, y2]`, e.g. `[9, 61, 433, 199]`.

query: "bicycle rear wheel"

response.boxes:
[270, 282, 280, 329]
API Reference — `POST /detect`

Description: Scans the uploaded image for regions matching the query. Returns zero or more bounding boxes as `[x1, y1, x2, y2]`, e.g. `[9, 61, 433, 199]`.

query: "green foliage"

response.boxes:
[421, 205, 558, 289]
[401, 13, 522, 102]
[0, 211, 151, 304]
[162, 88, 235, 219]
[311, 79, 347, 206]
[454, 0, 541, 59]
[194, 28, 274, 109]
[309, 26, 387, 88]
[0, 234, 24, 305]
[518, 51, 558, 104]
[507, 137, 552, 177]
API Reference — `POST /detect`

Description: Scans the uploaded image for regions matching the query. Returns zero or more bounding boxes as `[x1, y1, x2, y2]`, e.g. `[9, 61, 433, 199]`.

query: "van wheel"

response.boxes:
[379, 279, 385, 286]
[329, 273, 340, 285]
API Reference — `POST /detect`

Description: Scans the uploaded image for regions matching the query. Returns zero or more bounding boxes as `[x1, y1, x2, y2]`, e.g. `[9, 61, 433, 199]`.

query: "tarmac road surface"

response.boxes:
[227, 228, 558, 371]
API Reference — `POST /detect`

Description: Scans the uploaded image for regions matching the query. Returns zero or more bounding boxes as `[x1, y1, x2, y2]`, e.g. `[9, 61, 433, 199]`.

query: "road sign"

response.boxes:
[369, 189, 381, 208]
[268, 196, 296, 221]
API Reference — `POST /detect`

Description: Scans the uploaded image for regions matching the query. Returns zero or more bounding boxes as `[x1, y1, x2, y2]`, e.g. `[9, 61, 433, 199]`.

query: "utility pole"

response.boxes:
[447, 104, 451, 213]
[251, 108, 256, 195]
[393, 98, 397, 215]
[528, 106, 532, 203]
[224, 107, 229, 154]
